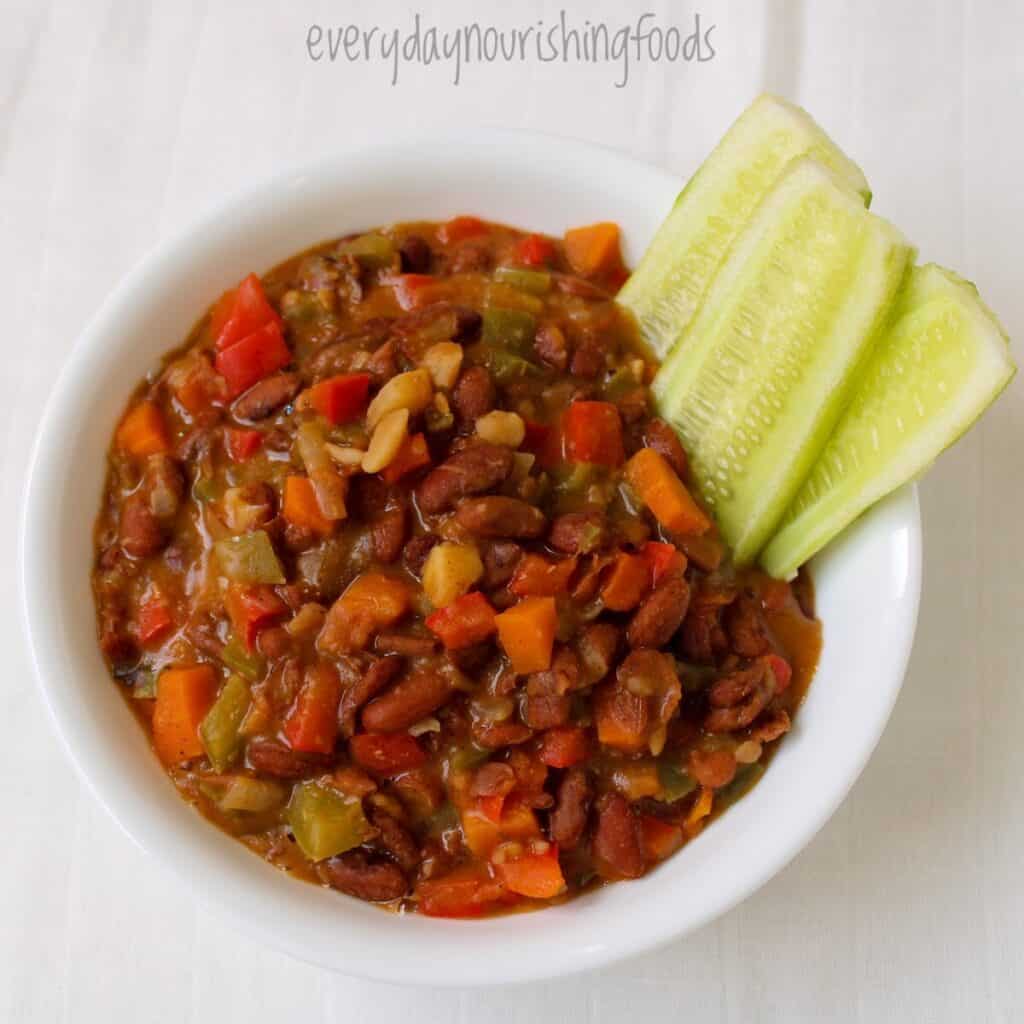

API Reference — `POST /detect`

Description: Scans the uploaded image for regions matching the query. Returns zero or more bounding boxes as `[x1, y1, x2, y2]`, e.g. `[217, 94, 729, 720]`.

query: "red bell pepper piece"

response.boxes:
[537, 726, 589, 768]
[641, 541, 687, 586]
[563, 401, 624, 467]
[513, 234, 557, 267]
[225, 584, 287, 651]
[284, 664, 343, 754]
[521, 419, 552, 457]
[425, 592, 497, 650]
[380, 432, 432, 484]
[350, 733, 427, 775]
[416, 866, 516, 918]
[225, 427, 263, 462]
[439, 215, 487, 244]
[214, 320, 291, 398]
[213, 273, 281, 352]
[307, 373, 372, 425]
[137, 589, 174, 646]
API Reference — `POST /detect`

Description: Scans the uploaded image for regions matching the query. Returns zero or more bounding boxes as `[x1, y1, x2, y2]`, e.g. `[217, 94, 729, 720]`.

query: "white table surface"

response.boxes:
[3, 0, 1023, 1019]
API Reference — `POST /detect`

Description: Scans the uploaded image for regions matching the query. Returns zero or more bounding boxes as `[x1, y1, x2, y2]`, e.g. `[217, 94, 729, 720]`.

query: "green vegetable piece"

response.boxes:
[448, 744, 490, 774]
[426, 802, 459, 837]
[193, 477, 220, 503]
[221, 636, 266, 681]
[218, 776, 286, 814]
[214, 530, 285, 584]
[481, 308, 537, 354]
[200, 674, 251, 772]
[281, 290, 325, 323]
[132, 670, 157, 700]
[494, 266, 552, 296]
[287, 781, 373, 862]
[338, 232, 396, 270]
[552, 462, 596, 496]
[657, 760, 697, 803]
[480, 347, 541, 383]
[716, 762, 766, 809]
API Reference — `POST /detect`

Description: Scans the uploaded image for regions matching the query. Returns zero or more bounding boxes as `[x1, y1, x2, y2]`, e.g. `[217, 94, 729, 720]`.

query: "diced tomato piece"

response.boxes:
[563, 401, 624, 467]
[350, 733, 427, 776]
[225, 427, 262, 462]
[380, 432, 432, 484]
[284, 664, 342, 754]
[510, 554, 577, 598]
[416, 866, 515, 918]
[306, 373, 372, 425]
[425, 592, 497, 650]
[513, 233, 558, 267]
[639, 815, 683, 862]
[137, 589, 174, 646]
[213, 273, 281, 352]
[767, 653, 793, 692]
[537, 726, 588, 768]
[439, 216, 487, 244]
[641, 541, 687, 586]
[477, 794, 506, 824]
[493, 842, 566, 900]
[214, 321, 291, 398]
[225, 584, 287, 651]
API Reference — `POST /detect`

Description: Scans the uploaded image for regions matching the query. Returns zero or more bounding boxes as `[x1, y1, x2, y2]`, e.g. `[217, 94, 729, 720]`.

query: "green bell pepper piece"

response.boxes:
[218, 776, 286, 814]
[657, 760, 697, 803]
[287, 781, 373, 862]
[221, 636, 266, 682]
[716, 762, 766, 809]
[200, 674, 251, 772]
[214, 530, 285, 584]
[480, 347, 541, 383]
[493, 266, 552, 296]
[481, 307, 537, 354]
[337, 232, 396, 270]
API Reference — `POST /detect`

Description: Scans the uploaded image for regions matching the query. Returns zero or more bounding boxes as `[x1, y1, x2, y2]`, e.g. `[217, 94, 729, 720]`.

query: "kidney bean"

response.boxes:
[323, 850, 408, 902]
[308, 319, 393, 379]
[449, 239, 491, 273]
[374, 632, 438, 657]
[576, 622, 621, 684]
[446, 642, 494, 674]
[368, 808, 420, 872]
[593, 793, 645, 879]
[451, 365, 495, 424]
[482, 540, 522, 588]
[365, 340, 397, 383]
[119, 491, 166, 558]
[472, 717, 533, 749]
[547, 767, 591, 850]
[338, 655, 403, 738]
[523, 693, 571, 730]
[705, 661, 775, 733]
[643, 418, 688, 478]
[616, 387, 650, 424]
[361, 668, 455, 732]
[403, 532, 440, 578]
[750, 709, 791, 743]
[627, 576, 691, 649]
[569, 335, 604, 378]
[454, 496, 547, 539]
[679, 587, 735, 663]
[371, 506, 407, 564]
[534, 324, 569, 371]
[548, 510, 608, 554]
[415, 442, 512, 514]
[232, 372, 301, 420]
[724, 594, 770, 657]
[399, 234, 432, 274]
[246, 738, 335, 779]
[688, 747, 737, 789]
[470, 761, 517, 798]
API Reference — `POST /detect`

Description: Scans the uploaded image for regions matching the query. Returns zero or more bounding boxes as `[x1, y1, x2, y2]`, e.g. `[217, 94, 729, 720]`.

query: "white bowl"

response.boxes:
[19, 131, 921, 986]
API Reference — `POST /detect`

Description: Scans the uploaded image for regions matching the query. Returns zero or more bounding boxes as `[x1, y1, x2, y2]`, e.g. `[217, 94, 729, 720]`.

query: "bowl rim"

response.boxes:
[19, 129, 922, 986]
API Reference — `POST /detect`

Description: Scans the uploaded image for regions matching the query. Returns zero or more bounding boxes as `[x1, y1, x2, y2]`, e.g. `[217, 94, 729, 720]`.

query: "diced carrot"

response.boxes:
[640, 541, 687, 586]
[416, 866, 515, 918]
[225, 427, 262, 462]
[513, 234, 558, 267]
[283, 663, 342, 754]
[537, 726, 588, 768]
[593, 682, 648, 754]
[493, 843, 566, 900]
[350, 733, 427, 776]
[460, 793, 541, 858]
[137, 588, 174, 646]
[510, 554, 577, 598]
[639, 815, 684, 862]
[494, 597, 558, 674]
[116, 401, 170, 458]
[625, 448, 712, 536]
[319, 572, 412, 654]
[380, 432, 432, 484]
[425, 592, 496, 650]
[563, 222, 622, 277]
[439, 215, 487, 244]
[282, 475, 334, 538]
[600, 553, 650, 611]
[563, 402, 624, 467]
[214, 320, 291, 397]
[225, 584, 287, 651]
[152, 665, 217, 765]
[213, 273, 281, 352]
[306, 373, 371, 425]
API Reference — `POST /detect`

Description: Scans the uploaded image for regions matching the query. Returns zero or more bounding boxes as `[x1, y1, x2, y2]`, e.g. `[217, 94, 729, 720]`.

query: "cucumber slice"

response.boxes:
[619, 93, 871, 357]
[760, 264, 1016, 579]
[653, 158, 913, 566]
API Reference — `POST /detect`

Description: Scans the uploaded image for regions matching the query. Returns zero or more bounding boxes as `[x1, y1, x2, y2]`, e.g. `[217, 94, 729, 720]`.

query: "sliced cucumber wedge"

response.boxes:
[653, 158, 913, 566]
[619, 93, 871, 358]
[760, 264, 1016, 579]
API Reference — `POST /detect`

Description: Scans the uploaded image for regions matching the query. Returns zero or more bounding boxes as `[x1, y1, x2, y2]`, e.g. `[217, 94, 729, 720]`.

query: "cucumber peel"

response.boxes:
[760, 264, 1016, 579]
[653, 158, 913, 566]
[619, 93, 870, 358]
